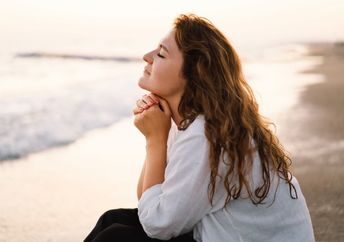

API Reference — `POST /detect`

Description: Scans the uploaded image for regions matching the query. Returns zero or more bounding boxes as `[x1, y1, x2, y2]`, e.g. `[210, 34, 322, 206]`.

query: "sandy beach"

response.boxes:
[0, 117, 146, 242]
[290, 42, 344, 241]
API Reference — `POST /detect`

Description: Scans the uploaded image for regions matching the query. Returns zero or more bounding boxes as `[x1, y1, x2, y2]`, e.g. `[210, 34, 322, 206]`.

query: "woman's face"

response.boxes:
[138, 28, 186, 100]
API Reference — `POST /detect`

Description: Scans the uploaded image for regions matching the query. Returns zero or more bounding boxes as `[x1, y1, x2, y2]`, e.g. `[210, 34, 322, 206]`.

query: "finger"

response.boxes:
[142, 95, 159, 106]
[133, 108, 142, 115]
[132, 106, 144, 115]
[147, 93, 160, 103]
[157, 98, 172, 116]
[136, 99, 149, 109]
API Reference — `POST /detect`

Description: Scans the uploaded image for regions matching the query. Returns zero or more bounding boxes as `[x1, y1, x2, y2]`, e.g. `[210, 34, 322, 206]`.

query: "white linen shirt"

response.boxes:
[137, 114, 315, 242]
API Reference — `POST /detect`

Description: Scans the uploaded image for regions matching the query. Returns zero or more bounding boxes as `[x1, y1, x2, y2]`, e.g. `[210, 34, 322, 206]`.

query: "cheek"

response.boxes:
[138, 62, 185, 97]
[138, 70, 166, 95]
[163, 65, 185, 92]
[153, 73, 186, 97]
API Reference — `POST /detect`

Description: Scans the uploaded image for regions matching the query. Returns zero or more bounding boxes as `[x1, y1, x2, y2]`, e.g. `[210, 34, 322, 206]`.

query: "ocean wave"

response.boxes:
[15, 52, 141, 62]
[0, 68, 142, 161]
[1, 44, 321, 161]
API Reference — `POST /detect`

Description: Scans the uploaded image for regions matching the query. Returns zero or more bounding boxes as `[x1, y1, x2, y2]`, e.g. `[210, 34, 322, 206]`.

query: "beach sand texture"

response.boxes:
[291, 42, 344, 241]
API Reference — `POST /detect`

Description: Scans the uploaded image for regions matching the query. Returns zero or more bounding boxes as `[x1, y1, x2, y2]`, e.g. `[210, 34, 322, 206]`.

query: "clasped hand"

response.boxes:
[133, 93, 172, 142]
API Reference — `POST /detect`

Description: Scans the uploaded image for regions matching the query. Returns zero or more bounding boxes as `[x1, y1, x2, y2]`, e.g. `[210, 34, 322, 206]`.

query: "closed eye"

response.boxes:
[157, 52, 165, 58]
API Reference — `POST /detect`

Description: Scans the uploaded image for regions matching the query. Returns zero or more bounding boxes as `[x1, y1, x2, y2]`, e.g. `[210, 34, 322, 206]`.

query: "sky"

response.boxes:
[0, 0, 343, 54]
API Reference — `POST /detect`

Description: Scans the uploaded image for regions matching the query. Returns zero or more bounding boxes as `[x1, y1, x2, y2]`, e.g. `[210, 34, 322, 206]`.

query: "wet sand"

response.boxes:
[291, 42, 344, 241]
[0, 117, 145, 242]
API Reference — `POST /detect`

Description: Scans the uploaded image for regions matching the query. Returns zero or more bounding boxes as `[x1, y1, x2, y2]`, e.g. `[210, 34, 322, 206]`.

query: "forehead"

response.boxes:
[159, 29, 177, 52]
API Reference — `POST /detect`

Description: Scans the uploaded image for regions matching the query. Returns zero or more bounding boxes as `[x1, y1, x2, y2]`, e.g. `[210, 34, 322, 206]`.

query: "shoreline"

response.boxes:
[291, 42, 344, 241]
[0, 116, 145, 241]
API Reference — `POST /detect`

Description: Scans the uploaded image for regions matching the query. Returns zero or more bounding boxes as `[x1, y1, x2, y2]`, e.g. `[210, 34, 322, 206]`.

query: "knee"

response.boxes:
[93, 223, 144, 242]
[100, 208, 138, 226]
[101, 208, 136, 217]
[101, 209, 119, 218]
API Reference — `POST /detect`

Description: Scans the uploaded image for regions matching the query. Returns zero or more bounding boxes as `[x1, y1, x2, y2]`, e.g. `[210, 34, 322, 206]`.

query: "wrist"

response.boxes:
[146, 137, 167, 148]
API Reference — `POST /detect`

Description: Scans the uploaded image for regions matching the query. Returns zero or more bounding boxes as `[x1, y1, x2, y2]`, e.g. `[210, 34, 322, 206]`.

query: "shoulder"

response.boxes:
[168, 114, 206, 149]
[178, 114, 206, 138]
[167, 115, 208, 163]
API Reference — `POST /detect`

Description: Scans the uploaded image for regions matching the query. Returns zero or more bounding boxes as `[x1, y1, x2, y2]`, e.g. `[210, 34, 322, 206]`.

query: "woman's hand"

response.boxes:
[133, 93, 160, 115]
[133, 93, 172, 141]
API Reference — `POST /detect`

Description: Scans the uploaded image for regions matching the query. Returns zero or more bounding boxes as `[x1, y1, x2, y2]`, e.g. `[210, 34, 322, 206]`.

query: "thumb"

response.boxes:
[158, 98, 172, 117]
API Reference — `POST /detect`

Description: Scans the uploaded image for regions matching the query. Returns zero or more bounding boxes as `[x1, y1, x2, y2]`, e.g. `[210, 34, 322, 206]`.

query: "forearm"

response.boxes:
[141, 138, 167, 195]
[137, 160, 146, 200]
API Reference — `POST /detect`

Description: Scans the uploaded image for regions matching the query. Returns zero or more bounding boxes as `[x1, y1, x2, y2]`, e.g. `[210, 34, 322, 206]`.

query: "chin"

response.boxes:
[138, 77, 151, 92]
[138, 77, 166, 97]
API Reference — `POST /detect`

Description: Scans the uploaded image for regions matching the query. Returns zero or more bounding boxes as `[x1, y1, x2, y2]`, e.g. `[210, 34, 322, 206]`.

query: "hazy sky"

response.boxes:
[1, 0, 343, 53]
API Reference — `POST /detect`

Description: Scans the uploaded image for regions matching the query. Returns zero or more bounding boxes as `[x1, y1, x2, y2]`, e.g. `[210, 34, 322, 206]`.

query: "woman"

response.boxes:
[84, 14, 315, 242]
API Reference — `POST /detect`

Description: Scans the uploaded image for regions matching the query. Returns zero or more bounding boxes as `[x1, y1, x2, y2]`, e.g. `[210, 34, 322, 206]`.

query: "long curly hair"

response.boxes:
[173, 14, 297, 207]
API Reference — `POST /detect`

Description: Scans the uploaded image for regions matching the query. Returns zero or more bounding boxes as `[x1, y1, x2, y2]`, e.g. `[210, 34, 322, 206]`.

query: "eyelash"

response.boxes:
[157, 53, 165, 58]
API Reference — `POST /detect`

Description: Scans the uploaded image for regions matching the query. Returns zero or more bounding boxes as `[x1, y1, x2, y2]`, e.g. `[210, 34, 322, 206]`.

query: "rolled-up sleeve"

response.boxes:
[138, 133, 213, 240]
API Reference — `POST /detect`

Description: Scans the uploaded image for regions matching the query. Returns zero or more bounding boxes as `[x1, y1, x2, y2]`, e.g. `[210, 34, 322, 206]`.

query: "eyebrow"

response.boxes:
[159, 44, 169, 53]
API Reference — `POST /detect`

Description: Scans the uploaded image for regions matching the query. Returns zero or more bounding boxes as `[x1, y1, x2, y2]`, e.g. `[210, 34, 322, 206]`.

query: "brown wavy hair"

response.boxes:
[173, 14, 298, 207]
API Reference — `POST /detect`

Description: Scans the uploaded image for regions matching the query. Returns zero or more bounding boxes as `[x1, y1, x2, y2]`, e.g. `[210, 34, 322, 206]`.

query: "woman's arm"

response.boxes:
[137, 132, 216, 240]
[137, 160, 146, 200]
[137, 139, 168, 201]
[134, 98, 170, 200]
[141, 138, 167, 196]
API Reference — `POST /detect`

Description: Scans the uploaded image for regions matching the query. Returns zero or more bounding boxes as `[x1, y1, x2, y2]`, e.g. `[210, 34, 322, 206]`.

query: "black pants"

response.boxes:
[84, 208, 196, 242]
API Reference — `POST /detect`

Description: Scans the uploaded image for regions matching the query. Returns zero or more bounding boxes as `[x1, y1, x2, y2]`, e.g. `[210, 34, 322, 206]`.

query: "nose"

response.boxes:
[143, 50, 155, 64]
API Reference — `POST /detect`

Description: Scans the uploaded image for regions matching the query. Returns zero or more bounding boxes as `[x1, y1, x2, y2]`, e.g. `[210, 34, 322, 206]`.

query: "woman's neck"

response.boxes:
[165, 95, 183, 127]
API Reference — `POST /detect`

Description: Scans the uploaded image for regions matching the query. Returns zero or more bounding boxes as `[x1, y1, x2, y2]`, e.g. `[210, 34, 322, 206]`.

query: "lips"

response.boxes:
[144, 67, 151, 75]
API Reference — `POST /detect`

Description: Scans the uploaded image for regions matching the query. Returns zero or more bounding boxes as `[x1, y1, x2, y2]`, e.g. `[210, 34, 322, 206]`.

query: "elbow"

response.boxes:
[144, 229, 173, 240]
[139, 216, 182, 240]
